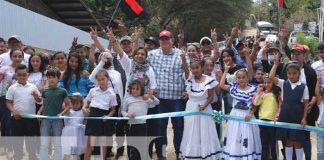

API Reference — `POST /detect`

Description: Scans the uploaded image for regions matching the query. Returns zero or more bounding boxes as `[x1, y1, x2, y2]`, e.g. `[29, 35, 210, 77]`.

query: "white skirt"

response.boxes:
[61, 124, 86, 155]
[180, 99, 222, 160]
[223, 108, 261, 160]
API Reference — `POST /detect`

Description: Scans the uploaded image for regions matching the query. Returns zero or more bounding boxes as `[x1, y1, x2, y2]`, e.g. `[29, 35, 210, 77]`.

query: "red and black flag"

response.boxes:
[279, 0, 287, 9]
[121, 0, 144, 19]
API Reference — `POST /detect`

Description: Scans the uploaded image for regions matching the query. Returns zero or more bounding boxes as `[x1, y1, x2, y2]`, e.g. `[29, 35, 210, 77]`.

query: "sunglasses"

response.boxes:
[201, 41, 211, 46]
[159, 37, 170, 41]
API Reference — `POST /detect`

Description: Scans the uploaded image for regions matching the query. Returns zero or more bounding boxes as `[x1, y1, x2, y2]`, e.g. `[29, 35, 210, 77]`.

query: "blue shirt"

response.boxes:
[147, 48, 186, 99]
[58, 75, 95, 97]
[231, 47, 247, 67]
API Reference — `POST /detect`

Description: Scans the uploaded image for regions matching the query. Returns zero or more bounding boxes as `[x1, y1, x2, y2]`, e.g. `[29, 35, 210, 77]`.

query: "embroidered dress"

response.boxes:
[223, 83, 262, 160]
[61, 109, 86, 155]
[180, 74, 222, 160]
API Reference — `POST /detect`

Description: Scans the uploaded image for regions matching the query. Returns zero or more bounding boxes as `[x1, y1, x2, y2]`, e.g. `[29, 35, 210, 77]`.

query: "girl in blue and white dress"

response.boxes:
[220, 65, 262, 160]
[179, 52, 221, 160]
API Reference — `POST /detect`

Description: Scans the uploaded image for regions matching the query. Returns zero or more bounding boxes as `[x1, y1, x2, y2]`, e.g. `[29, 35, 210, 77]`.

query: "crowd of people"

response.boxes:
[0, 21, 323, 160]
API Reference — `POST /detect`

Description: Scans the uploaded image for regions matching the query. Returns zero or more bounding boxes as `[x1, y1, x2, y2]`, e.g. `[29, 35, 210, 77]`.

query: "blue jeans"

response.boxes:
[40, 119, 63, 160]
[155, 99, 185, 157]
[318, 118, 324, 160]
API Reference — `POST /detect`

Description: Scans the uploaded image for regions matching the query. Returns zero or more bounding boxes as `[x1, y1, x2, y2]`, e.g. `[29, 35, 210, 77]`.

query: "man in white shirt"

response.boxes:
[0, 35, 30, 67]
[311, 42, 324, 88]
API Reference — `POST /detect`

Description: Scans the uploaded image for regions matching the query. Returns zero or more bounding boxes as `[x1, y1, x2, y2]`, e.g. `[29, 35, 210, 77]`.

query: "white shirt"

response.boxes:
[118, 52, 157, 91]
[277, 79, 309, 102]
[0, 50, 30, 67]
[311, 60, 324, 88]
[300, 68, 307, 85]
[28, 72, 45, 91]
[85, 87, 118, 110]
[6, 82, 41, 114]
[89, 61, 124, 106]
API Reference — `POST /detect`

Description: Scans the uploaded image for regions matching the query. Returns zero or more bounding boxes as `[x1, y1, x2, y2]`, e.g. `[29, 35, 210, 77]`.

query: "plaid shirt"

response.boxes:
[147, 48, 185, 99]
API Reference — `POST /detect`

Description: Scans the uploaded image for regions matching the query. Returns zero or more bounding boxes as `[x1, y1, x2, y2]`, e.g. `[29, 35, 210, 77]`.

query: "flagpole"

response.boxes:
[277, 0, 281, 29]
[107, 0, 123, 29]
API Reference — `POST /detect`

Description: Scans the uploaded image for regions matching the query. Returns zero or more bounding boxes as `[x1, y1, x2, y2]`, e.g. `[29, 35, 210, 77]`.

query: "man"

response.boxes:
[199, 28, 219, 60]
[120, 36, 133, 57]
[0, 35, 30, 67]
[144, 36, 159, 51]
[0, 38, 7, 54]
[226, 25, 247, 67]
[147, 30, 186, 160]
[281, 44, 317, 160]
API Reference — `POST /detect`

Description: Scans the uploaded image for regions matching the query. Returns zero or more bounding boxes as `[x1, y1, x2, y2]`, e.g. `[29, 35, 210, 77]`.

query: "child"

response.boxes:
[315, 73, 324, 159]
[37, 67, 72, 160]
[61, 92, 88, 158]
[6, 64, 42, 160]
[220, 66, 261, 159]
[253, 75, 280, 160]
[121, 80, 159, 160]
[269, 56, 308, 160]
[52, 51, 67, 75]
[59, 53, 94, 97]
[179, 52, 221, 160]
[83, 69, 117, 160]
[28, 54, 46, 91]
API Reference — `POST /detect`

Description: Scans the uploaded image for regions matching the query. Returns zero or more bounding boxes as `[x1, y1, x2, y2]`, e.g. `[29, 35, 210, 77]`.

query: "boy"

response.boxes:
[37, 67, 71, 160]
[6, 64, 42, 160]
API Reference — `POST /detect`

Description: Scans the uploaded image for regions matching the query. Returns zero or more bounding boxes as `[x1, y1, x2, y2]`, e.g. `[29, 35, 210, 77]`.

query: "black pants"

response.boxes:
[127, 123, 147, 160]
[146, 106, 159, 158]
[115, 119, 129, 155]
[10, 117, 39, 160]
[260, 122, 277, 160]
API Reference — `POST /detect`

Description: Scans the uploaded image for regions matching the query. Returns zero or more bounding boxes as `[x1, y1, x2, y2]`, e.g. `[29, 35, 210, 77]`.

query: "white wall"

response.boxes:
[0, 0, 108, 52]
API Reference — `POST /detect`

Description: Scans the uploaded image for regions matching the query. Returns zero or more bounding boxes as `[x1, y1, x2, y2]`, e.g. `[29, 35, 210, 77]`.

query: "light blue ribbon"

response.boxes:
[22, 110, 324, 134]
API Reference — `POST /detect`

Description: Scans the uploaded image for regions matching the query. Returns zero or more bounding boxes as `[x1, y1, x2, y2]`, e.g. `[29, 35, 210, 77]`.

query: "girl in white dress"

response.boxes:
[61, 92, 88, 157]
[179, 51, 221, 160]
[220, 66, 261, 160]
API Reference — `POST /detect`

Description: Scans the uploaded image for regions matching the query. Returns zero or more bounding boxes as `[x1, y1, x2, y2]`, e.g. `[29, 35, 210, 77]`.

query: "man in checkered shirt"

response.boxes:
[147, 30, 186, 160]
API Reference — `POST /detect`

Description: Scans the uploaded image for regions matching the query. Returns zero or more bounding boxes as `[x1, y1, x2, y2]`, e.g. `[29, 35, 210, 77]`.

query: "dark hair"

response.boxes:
[95, 69, 109, 79]
[46, 67, 61, 78]
[220, 48, 236, 66]
[263, 77, 281, 104]
[255, 67, 263, 72]
[70, 94, 84, 108]
[75, 44, 85, 50]
[15, 64, 27, 72]
[23, 46, 35, 54]
[318, 42, 324, 51]
[28, 54, 45, 74]
[203, 57, 215, 65]
[132, 47, 148, 58]
[286, 63, 300, 72]
[190, 59, 205, 68]
[0, 37, 5, 44]
[128, 80, 145, 96]
[187, 44, 200, 52]
[63, 53, 83, 90]
[52, 51, 66, 60]
[40, 52, 51, 67]
[9, 49, 24, 58]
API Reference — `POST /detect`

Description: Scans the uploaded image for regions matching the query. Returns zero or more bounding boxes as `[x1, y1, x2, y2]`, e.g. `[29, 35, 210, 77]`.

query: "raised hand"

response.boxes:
[178, 30, 184, 41]
[211, 28, 217, 42]
[223, 32, 229, 41]
[72, 37, 78, 47]
[106, 27, 117, 42]
[114, 18, 127, 34]
[131, 26, 142, 42]
[90, 27, 98, 40]
[231, 23, 240, 37]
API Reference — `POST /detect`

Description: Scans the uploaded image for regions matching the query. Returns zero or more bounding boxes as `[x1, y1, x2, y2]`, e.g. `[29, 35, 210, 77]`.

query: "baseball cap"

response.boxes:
[199, 37, 212, 45]
[120, 36, 132, 43]
[159, 30, 172, 38]
[144, 36, 158, 45]
[8, 35, 22, 42]
[268, 41, 280, 51]
[291, 44, 307, 53]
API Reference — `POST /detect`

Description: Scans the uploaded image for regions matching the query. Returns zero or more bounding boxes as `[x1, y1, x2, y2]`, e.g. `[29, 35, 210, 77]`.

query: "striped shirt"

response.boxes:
[147, 48, 185, 99]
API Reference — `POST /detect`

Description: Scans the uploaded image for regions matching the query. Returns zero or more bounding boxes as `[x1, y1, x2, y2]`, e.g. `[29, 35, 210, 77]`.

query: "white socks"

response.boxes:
[285, 147, 293, 160]
[296, 148, 304, 160]
[285, 147, 304, 160]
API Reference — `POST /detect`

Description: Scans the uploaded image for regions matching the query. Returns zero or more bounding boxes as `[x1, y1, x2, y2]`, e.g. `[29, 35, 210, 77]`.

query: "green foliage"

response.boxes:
[83, 0, 253, 42]
[296, 32, 319, 60]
